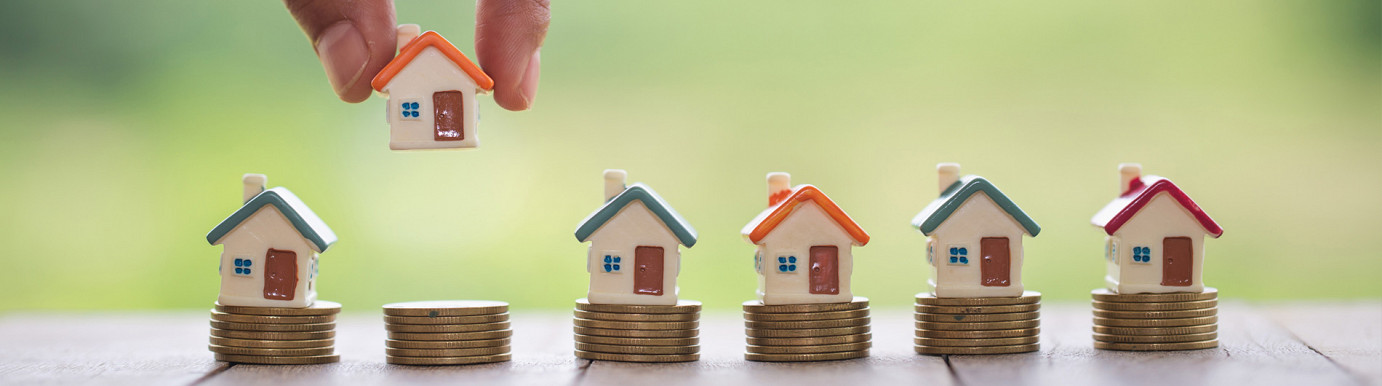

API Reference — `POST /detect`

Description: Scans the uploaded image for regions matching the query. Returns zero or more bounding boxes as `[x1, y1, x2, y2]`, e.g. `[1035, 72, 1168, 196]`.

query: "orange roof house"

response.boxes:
[371, 27, 493, 150]
[742, 173, 869, 305]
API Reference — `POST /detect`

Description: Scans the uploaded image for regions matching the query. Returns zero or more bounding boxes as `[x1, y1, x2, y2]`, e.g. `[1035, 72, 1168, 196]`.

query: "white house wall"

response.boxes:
[585, 200, 682, 305]
[1110, 192, 1209, 294]
[926, 192, 1027, 298]
[215, 206, 319, 307]
[755, 202, 856, 305]
[380, 48, 481, 150]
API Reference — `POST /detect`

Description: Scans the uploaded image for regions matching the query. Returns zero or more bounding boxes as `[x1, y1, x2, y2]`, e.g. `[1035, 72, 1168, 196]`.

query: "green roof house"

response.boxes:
[912, 163, 1039, 298]
[206, 174, 336, 308]
[574, 170, 697, 306]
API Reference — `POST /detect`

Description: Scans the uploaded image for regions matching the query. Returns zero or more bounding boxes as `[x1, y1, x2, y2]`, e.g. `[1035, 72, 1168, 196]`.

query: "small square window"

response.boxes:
[399, 100, 422, 120]
[947, 246, 969, 265]
[777, 255, 797, 273]
[1132, 246, 1152, 264]
[232, 258, 253, 276]
[602, 254, 622, 273]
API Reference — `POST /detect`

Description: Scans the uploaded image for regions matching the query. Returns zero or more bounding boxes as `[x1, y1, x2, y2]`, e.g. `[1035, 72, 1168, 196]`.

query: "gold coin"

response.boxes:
[1092, 299, 1217, 311]
[745, 317, 869, 330]
[746, 342, 871, 354]
[573, 310, 699, 322]
[215, 353, 340, 365]
[915, 319, 1040, 331]
[914, 304, 1040, 314]
[916, 291, 1041, 306]
[575, 342, 700, 355]
[574, 326, 698, 338]
[744, 309, 870, 322]
[387, 329, 514, 341]
[382, 300, 509, 317]
[1092, 324, 1217, 336]
[1092, 308, 1217, 319]
[574, 334, 699, 346]
[208, 344, 335, 356]
[1094, 339, 1219, 351]
[574, 349, 699, 363]
[916, 328, 1039, 339]
[387, 353, 512, 365]
[1093, 316, 1218, 328]
[386, 346, 510, 357]
[915, 311, 1038, 323]
[744, 350, 869, 362]
[210, 310, 335, 324]
[914, 336, 1039, 347]
[214, 300, 342, 316]
[914, 343, 1039, 355]
[572, 318, 699, 330]
[386, 338, 510, 349]
[1090, 288, 1217, 303]
[747, 333, 871, 346]
[209, 336, 333, 349]
[745, 325, 870, 338]
[209, 320, 335, 332]
[384, 314, 509, 325]
[742, 297, 869, 314]
[210, 328, 335, 340]
[575, 298, 701, 314]
[1093, 332, 1218, 343]
[386, 321, 510, 333]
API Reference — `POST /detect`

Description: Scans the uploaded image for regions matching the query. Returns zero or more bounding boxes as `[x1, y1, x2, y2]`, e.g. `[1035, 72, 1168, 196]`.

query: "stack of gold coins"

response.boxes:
[1091, 288, 1219, 351]
[383, 300, 513, 365]
[914, 292, 1041, 355]
[742, 297, 871, 362]
[572, 298, 701, 363]
[208, 300, 341, 364]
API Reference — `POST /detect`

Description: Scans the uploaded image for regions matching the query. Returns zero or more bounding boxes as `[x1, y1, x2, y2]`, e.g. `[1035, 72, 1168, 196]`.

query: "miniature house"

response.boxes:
[1092, 164, 1222, 294]
[206, 174, 337, 308]
[574, 170, 698, 306]
[912, 163, 1040, 298]
[371, 26, 494, 150]
[742, 173, 870, 305]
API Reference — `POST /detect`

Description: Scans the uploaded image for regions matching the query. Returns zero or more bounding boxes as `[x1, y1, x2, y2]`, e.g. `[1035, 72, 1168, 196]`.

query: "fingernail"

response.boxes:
[518, 50, 541, 108]
[315, 22, 369, 97]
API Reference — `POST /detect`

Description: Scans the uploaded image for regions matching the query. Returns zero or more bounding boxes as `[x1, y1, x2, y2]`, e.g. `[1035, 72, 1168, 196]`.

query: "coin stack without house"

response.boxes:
[742, 297, 872, 362]
[208, 300, 342, 365]
[572, 298, 702, 362]
[914, 291, 1041, 355]
[1090, 288, 1219, 351]
[383, 300, 513, 365]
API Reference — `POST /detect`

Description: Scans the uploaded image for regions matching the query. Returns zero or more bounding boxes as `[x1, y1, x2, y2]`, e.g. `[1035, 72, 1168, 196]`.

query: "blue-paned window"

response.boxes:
[233, 258, 253, 276]
[754, 252, 762, 273]
[603, 255, 622, 273]
[927, 243, 934, 264]
[778, 256, 797, 273]
[1133, 246, 1151, 263]
[948, 246, 969, 265]
[400, 101, 421, 120]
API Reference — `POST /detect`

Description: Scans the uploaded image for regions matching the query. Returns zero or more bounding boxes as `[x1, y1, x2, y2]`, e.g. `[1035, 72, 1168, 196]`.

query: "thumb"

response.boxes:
[284, 0, 398, 103]
[476, 0, 551, 111]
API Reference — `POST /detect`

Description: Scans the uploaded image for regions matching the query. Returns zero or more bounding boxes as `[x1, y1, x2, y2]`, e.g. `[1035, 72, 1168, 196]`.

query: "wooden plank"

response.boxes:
[946, 302, 1360, 386]
[0, 312, 222, 386]
[1263, 301, 1382, 385]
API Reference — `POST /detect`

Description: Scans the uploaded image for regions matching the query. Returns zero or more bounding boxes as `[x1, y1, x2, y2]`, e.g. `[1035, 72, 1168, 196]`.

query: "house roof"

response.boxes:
[741, 185, 870, 246]
[574, 183, 698, 247]
[371, 31, 495, 92]
[1091, 176, 1223, 237]
[206, 187, 338, 252]
[911, 175, 1041, 236]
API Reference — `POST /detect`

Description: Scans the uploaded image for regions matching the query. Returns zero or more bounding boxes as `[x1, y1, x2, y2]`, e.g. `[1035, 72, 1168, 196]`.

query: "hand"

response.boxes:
[284, 0, 550, 111]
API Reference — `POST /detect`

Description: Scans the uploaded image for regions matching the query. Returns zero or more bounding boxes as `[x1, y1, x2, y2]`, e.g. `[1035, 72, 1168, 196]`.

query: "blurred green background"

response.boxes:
[1, 0, 1378, 312]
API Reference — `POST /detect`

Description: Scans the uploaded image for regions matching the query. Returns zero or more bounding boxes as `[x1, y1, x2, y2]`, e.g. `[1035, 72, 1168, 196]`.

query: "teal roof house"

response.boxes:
[574, 170, 697, 306]
[912, 163, 1039, 298]
[207, 174, 336, 308]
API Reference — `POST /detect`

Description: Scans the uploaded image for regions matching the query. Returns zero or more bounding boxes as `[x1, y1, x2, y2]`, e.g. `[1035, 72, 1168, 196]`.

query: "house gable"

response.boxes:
[1092, 176, 1222, 238]
[925, 191, 1028, 239]
[372, 31, 493, 93]
[913, 175, 1040, 237]
[206, 187, 336, 252]
[742, 185, 869, 246]
[574, 183, 698, 247]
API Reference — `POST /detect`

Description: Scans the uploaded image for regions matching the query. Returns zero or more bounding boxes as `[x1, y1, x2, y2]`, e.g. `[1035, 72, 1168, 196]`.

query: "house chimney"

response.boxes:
[767, 172, 791, 207]
[937, 163, 960, 194]
[603, 169, 627, 202]
[242, 174, 266, 204]
[396, 24, 421, 51]
[1119, 163, 1142, 193]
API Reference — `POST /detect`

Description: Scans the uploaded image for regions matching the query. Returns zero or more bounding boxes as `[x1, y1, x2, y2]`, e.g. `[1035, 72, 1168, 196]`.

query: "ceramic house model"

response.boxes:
[371, 25, 494, 150]
[206, 174, 337, 308]
[574, 170, 698, 305]
[742, 173, 870, 305]
[1092, 164, 1223, 294]
[912, 163, 1040, 298]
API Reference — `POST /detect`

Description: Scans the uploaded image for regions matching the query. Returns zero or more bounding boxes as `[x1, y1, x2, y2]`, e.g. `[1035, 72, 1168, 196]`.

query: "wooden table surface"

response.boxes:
[1, 301, 1377, 386]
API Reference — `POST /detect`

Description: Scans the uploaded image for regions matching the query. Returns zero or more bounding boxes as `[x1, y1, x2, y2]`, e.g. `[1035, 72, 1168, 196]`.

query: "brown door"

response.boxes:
[808, 246, 839, 295]
[1162, 237, 1193, 286]
[263, 249, 298, 300]
[980, 237, 1011, 287]
[433, 91, 464, 141]
[633, 246, 664, 295]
